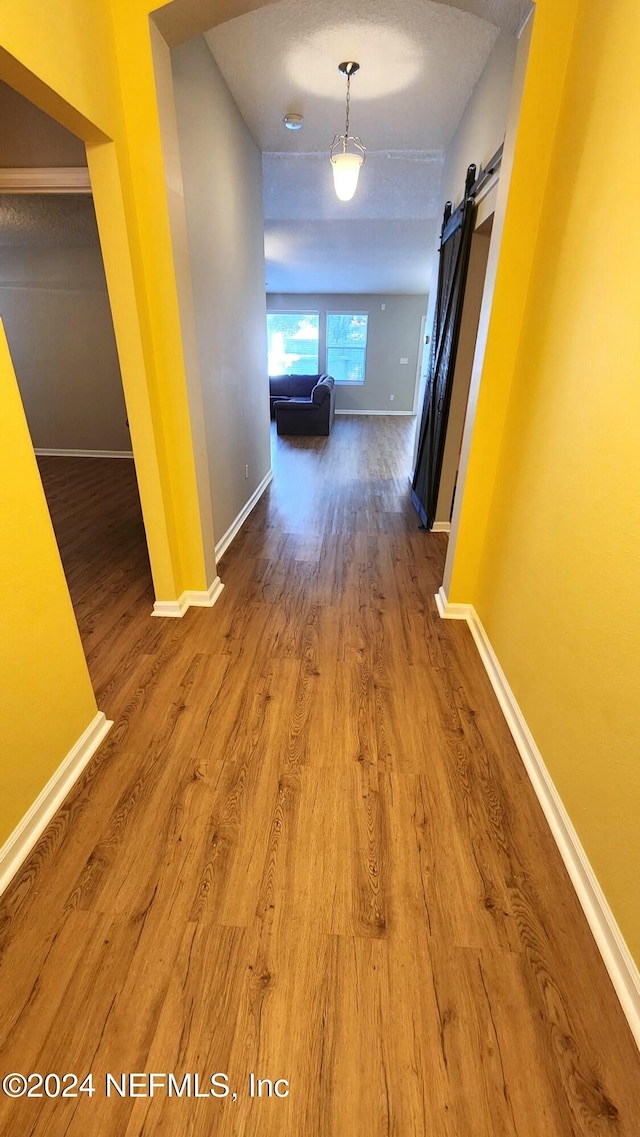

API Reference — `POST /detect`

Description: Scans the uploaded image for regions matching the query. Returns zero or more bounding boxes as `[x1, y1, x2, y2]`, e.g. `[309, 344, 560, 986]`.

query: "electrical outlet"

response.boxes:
[400, 357, 408, 365]
[245, 464, 249, 479]
[389, 394, 395, 402]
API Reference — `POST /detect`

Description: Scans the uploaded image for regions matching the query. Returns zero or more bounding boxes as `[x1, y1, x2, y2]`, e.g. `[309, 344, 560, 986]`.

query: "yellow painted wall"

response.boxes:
[0, 0, 211, 850]
[0, 0, 116, 140]
[0, 1, 116, 851]
[451, 0, 640, 962]
[0, 0, 211, 603]
[105, 0, 213, 592]
[449, 0, 579, 600]
[0, 324, 97, 839]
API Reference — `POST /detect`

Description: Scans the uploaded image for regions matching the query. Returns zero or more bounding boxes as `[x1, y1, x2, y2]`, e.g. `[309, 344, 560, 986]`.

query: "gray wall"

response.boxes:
[440, 30, 518, 207]
[172, 36, 271, 549]
[0, 89, 127, 453]
[413, 28, 519, 479]
[267, 293, 428, 414]
[0, 238, 129, 453]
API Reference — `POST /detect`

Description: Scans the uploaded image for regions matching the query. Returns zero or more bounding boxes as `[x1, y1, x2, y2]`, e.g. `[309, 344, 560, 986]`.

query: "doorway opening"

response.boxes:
[0, 81, 153, 685]
[432, 212, 494, 531]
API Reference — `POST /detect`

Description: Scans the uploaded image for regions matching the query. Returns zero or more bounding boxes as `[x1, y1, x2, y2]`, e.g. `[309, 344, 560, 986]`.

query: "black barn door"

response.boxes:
[412, 164, 477, 529]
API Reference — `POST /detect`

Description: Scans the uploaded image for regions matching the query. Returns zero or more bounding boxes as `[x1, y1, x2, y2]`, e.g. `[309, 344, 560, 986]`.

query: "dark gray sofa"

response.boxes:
[269, 373, 336, 436]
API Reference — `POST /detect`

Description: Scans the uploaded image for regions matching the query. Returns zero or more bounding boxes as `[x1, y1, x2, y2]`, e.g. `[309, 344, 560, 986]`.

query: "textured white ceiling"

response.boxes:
[263, 150, 444, 222]
[206, 0, 503, 153]
[204, 0, 528, 293]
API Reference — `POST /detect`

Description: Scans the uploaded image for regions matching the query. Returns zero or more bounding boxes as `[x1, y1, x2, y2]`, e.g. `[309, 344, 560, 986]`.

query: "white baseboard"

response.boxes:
[435, 586, 640, 1050]
[34, 449, 134, 459]
[152, 575, 224, 619]
[435, 587, 471, 620]
[215, 469, 274, 563]
[335, 409, 416, 417]
[156, 470, 275, 619]
[152, 466, 274, 617]
[0, 712, 112, 899]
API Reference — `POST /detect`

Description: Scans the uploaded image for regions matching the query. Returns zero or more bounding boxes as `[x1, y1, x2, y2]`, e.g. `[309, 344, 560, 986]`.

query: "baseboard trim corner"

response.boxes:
[215, 469, 274, 563]
[154, 467, 275, 617]
[435, 585, 471, 620]
[431, 521, 451, 534]
[152, 575, 225, 618]
[435, 588, 640, 1051]
[0, 711, 112, 899]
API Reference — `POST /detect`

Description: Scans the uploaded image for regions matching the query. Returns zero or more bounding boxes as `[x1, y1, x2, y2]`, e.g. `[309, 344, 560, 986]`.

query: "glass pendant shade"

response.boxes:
[330, 62, 365, 202]
[331, 150, 364, 202]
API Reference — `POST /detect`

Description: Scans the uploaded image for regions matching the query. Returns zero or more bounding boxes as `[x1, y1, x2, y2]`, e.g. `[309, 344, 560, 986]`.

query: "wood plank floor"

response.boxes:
[1, 417, 639, 1136]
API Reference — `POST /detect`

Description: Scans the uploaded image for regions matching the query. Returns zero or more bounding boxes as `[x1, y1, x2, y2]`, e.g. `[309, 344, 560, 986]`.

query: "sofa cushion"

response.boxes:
[269, 374, 318, 399]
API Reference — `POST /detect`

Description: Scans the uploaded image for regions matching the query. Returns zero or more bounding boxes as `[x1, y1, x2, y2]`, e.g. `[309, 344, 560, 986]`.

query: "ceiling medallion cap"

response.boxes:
[338, 61, 360, 77]
[283, 113, 304, 130]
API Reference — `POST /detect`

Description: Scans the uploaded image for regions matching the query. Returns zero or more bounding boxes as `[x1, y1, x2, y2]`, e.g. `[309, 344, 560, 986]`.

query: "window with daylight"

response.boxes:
[267, 313, 319, 376]
[326, 313, 368, 383]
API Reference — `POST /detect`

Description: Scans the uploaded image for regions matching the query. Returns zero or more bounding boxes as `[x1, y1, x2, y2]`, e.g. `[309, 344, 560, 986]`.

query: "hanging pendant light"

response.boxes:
[330, 62, 366, 202]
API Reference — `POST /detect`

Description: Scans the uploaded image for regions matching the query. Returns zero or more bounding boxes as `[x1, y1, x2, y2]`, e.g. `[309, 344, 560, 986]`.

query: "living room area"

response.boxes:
[266, 297, 427, 436]
[166, 0, 524, 558]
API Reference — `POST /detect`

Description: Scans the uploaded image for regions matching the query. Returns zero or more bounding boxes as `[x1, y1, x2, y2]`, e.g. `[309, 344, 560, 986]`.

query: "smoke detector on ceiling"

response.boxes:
[283, 113, 304, 131]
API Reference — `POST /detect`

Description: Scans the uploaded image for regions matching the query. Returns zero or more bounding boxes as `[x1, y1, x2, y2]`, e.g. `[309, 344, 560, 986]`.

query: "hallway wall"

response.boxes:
[450, 0, 640, 964]
[171, 35, 271, 548]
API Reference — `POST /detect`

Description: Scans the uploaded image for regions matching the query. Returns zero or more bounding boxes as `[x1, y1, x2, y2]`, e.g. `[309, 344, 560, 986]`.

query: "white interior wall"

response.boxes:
[171, 35, 271, 551]
[267, 293, 427, 415]
[440, 30, 519, 205]
[151, 24, 217, 584]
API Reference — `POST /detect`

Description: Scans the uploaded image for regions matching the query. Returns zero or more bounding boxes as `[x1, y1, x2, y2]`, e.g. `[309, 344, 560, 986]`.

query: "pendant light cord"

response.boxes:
[344, 73, 351, 151]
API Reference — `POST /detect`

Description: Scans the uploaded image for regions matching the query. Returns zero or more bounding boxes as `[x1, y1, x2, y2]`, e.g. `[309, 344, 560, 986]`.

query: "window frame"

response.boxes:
[325, 311, 369, 385]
